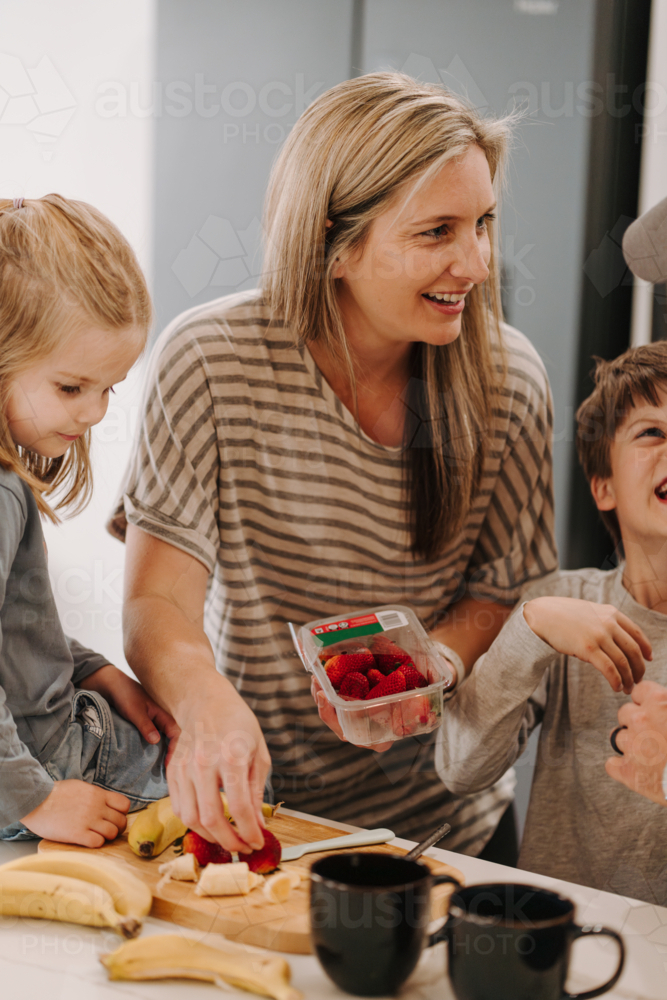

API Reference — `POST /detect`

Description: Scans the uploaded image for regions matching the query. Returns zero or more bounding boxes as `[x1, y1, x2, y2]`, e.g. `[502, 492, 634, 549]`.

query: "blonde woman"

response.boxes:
[114, 74, 556, 861]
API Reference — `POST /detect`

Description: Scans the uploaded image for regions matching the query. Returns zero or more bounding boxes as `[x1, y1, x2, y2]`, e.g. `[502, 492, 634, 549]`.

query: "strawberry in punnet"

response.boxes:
[374, 652, 413, 675]
[325, 651, 374, 688]
[182, 831, 232, 866]
[365, 670, 407, 700]
[245, 829, 282, 874]
[397, 662, 428, 690]
[339, 671, 370, 699]
[370, 634, 409, 654]
[367, 668, 384, 688]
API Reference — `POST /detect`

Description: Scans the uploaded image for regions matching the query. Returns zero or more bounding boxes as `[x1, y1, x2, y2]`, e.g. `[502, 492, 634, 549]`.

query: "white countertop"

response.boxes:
[1, 809, 665, 1000]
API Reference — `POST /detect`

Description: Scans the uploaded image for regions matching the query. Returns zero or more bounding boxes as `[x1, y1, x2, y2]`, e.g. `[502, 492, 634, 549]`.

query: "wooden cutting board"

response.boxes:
[38, 809, 463, 954]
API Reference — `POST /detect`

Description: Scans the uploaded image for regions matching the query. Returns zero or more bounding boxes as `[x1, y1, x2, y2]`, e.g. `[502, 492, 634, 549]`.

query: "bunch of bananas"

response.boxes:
[128, 793, 280, 858]
[0, 851, 152, 937]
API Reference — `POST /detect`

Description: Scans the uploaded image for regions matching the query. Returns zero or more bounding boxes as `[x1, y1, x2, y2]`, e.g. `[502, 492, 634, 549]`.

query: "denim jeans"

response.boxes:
[0, 688, 169, 841]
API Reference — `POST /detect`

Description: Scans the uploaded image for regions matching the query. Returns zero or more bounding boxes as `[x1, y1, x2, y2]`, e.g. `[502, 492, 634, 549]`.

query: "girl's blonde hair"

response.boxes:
[0, 194, 152, 520]
[263, 72, 514, 560]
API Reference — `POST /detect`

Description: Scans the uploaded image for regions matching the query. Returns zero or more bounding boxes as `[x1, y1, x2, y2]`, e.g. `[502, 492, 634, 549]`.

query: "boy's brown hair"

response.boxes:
[576, 341, 667, 543]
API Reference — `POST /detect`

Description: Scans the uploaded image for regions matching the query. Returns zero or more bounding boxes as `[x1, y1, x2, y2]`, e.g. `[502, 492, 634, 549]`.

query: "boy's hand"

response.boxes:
[606, 680, 667, 805]
[79, 664, 180, 748]
[20, 780, 130, 848]
[523, 597, 652, 694]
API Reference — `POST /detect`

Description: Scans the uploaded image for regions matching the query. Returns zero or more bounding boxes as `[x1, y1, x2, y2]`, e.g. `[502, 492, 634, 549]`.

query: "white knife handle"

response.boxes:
[291, 828, 395, 858]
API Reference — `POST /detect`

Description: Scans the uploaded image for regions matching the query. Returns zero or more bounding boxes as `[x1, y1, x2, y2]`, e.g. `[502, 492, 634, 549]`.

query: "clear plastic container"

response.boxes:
[289, 605, 456, 747]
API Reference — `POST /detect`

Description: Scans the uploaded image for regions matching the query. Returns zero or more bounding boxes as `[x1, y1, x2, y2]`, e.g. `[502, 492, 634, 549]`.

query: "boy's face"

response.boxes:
[592, 385, 667, 549]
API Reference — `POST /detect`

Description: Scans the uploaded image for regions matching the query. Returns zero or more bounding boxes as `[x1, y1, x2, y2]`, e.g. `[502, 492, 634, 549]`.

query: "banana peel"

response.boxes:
[101, 933, 302, 1000]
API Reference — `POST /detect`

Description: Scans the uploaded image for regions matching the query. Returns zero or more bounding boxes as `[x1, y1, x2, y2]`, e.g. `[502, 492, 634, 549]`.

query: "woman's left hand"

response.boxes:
[311, 677, 392, 752]
[79, 664, 181, 753]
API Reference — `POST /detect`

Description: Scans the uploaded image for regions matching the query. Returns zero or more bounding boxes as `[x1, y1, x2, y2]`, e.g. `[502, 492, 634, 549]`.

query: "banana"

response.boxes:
[221, 793, 282, 822]
[129, 794, 282, 859]
[0, 869, 141, 938]
[194, 861, 263, 897]
[101, 933, 303, 1000]
[0, 851, 152, 917]
[128, 796, 187, 858]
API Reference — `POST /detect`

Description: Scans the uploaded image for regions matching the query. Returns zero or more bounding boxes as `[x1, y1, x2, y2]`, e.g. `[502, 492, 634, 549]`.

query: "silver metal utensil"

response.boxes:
[403, 820, 452, 862]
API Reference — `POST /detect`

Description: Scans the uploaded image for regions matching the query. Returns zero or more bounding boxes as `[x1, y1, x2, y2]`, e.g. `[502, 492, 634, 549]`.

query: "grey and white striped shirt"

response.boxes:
[110, 289, 557, 855]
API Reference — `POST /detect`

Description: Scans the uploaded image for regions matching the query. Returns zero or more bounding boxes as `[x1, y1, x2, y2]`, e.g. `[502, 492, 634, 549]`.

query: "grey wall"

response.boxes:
[154, 0, 356, 330]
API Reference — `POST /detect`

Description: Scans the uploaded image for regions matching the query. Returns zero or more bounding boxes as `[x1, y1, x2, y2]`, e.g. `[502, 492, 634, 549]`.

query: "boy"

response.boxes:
[437, 343, 667, 905]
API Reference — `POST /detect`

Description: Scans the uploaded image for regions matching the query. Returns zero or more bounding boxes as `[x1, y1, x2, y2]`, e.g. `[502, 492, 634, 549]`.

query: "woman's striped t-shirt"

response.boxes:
[110, 289, 557, 854]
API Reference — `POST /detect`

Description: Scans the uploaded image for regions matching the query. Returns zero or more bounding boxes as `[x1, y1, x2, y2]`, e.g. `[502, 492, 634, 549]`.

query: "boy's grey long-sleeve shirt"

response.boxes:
[0, 468, 109, 826]
[436, 566, 667, 906]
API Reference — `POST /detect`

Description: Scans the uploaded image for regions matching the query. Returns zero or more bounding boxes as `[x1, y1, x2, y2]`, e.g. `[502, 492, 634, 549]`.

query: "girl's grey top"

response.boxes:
[0, 468, 109, 825]
[436, 565, 667, 905]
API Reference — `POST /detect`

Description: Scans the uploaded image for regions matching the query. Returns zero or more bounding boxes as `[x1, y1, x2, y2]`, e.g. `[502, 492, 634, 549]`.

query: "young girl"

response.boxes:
[0, 194, 175, 848]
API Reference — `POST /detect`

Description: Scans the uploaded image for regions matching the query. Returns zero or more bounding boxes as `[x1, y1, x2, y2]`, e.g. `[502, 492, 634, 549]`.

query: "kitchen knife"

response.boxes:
[281, 827, 395, 861]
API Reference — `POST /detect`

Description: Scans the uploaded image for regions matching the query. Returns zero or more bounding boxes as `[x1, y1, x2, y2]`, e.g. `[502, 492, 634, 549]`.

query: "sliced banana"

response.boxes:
[263, 871, 295, 904]
[195, 861, 264, 897]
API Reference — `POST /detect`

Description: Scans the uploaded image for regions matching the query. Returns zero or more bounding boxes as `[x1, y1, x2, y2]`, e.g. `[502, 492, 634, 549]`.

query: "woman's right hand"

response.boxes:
[167, 672, 271, 853]
[311, 677, 393, 752]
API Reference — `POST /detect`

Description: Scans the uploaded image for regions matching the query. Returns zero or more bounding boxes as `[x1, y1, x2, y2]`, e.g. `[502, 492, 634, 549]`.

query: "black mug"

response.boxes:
[444, 882, 625, 1000]
[310, 852, 459, 996]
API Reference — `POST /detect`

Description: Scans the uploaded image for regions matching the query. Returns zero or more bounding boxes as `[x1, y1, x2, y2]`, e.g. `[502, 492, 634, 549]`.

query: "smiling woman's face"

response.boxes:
[335, 144, 496, 351]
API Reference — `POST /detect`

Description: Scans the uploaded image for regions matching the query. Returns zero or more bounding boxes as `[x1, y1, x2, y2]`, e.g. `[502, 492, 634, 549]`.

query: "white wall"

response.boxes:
[0, 0, 156, 673]
[631, 0, 667, 346]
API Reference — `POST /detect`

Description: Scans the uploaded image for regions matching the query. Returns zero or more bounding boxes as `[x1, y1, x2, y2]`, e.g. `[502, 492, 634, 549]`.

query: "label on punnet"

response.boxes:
[311, 610, 409, 647]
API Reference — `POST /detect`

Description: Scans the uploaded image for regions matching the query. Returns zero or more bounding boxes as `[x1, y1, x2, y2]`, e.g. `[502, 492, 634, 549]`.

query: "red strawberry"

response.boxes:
[374, 652, 413, 675]
[339, 671, 370, 699]
[370, 635, 409, 654]
[365, 670, 407, 699]
[245, 828, 282, 874]
[326, 652, 375, 687]
[182, 830, 232, 866]
[367, 668, 384, 688]
[397, 663, 428, 690]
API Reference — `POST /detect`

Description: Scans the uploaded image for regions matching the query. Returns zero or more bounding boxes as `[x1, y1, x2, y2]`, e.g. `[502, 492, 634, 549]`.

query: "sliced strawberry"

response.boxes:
[339, 671, 370, 699]
[245, 828, 282, 874]
[367, 668, 384, 688]
[397, 663, 428, 690]
[182, 830, 232, 866]
[365, 670, 407, 699]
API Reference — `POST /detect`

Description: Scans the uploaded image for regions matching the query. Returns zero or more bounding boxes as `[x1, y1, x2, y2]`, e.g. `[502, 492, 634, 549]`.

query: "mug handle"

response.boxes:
[564, 924, 625, 999]
[427, 874, 462, 947]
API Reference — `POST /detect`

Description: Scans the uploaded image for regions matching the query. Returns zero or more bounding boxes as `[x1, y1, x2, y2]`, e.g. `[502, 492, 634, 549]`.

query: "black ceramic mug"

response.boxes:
[309, 852, 459, 997]
[445, 882, 625, 1000]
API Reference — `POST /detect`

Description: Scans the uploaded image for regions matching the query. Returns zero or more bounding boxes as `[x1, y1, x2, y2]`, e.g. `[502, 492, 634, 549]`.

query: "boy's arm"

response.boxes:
[523, 597, 650, 694]
[436, 605, 556, 794]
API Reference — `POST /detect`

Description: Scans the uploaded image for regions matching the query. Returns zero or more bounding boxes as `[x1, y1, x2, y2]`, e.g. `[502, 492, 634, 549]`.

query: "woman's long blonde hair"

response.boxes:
[263, 73, 514, 560]
[0, 194, 152, 520]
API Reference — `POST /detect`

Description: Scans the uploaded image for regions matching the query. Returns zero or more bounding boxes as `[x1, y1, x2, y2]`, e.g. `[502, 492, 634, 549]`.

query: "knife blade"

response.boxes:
[281, 827, 395, 861]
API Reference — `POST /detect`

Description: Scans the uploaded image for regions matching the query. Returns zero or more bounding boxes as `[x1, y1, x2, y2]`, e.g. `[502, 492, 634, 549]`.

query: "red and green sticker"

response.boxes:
[311, 611, 406, 647]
